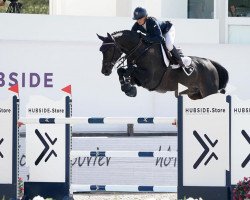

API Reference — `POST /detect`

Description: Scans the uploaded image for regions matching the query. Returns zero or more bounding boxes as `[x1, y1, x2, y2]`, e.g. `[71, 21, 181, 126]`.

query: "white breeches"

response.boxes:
[165, 26, 175, 51]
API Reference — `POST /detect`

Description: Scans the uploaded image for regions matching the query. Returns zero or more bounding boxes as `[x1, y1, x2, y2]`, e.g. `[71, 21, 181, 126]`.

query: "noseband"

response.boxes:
[102, 42, 123, 68]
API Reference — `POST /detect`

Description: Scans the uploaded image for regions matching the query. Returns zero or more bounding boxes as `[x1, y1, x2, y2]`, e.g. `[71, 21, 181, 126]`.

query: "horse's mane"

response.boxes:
[111, 30, 139, 44]
[111, 30, 130, 36]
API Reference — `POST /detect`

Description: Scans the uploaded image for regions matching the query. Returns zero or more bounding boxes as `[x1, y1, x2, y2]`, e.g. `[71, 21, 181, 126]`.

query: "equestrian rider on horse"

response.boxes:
[131, 7, 185, 69]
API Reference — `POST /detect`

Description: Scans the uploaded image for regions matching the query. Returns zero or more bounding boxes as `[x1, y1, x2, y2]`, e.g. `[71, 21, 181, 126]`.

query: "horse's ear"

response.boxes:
[97, 34, 106, 41]
[107, 33, 113, 41]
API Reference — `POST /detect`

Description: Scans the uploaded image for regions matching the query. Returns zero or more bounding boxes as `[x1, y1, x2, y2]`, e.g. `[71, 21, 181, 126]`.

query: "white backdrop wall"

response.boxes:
[50, 0, 186, 19]
[0, 14, 249, 132]
[0, 14, 219, 44]
[50, 0, 117, 16]
[227, 17, 250, 44]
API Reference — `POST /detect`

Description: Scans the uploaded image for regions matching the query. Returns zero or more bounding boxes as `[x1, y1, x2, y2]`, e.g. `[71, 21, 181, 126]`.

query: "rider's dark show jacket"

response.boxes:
[131, 17, 172, 43]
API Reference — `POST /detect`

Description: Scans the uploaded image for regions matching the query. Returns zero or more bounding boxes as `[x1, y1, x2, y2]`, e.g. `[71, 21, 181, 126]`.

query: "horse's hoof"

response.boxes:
[121, 83, 132, 92]
[125, 86, 137, 97]
[220, 88, 226, 94]
[117, 68, 126, 75]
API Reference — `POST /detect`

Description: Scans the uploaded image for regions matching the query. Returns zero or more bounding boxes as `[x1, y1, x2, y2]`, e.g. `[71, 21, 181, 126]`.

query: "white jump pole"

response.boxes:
[71, 150, 177, 158]
[19, 117, 177, 125]
[71, 184, 177, 193]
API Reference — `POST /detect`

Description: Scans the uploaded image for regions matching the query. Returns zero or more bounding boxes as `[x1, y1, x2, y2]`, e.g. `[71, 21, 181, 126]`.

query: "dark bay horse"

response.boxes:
[97, 30, 229, 100]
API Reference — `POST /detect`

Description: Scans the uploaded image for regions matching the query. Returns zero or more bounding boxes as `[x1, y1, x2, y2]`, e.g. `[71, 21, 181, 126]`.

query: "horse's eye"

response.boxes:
[100, 46, 109, 52]
[99, 46, 104, 51]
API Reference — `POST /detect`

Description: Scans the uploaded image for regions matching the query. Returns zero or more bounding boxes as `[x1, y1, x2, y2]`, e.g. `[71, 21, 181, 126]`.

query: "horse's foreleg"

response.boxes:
[117, 68, 125, 84]
[117, 68, 129, 91]
[121, 66, 140, 86]
[117, 68, 137, 97]
[130, 68, 150, 87]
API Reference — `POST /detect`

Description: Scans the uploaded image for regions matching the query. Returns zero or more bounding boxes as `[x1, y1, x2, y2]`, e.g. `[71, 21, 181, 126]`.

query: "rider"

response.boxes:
[131, 7, 185, 69]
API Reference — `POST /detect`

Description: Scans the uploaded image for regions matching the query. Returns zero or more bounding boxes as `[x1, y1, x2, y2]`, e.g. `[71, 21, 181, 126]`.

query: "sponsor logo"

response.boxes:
[0, 138, 4, 158]
[241, 130, 250, 168]
[28, 107, 64, 114]
[35, 129, 57, 165]
[185, 107, 226, 114]
[234, 108, 250, 114]
[0, 72, 53, 88]
[193, 130, 218, 169]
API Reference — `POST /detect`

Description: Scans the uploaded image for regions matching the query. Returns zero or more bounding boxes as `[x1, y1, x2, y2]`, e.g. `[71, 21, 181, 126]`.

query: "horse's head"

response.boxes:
[97, 33, 123, 76]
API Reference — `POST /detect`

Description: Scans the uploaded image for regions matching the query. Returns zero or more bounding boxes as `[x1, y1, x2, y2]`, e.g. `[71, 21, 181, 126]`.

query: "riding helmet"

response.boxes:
[133, 7, 148, 20]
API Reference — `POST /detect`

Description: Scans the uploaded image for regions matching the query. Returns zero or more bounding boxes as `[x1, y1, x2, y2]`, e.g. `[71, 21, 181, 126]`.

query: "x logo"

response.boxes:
[193, 131, 218, 169]
[241, 130, 250, 168]
[0, 138, 4, 158]
[138, 118, 153, 123]
[35, 129, 57, 166]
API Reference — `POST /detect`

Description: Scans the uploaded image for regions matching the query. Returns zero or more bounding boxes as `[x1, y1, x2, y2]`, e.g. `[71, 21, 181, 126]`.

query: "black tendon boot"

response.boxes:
[170, 46, 185, 68]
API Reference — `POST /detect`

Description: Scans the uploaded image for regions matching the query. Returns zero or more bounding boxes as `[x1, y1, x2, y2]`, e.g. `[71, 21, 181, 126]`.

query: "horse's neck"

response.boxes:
[116, 34, 140, 53]
[137, 44, 167, 72]
[116, 33, 168, 74]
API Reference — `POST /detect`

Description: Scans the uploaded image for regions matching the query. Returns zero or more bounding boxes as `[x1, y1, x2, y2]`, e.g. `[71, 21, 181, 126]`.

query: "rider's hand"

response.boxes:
[137, 30, 146, 38]
[161, 37, 166, 44]
[136, 31, 151, 43]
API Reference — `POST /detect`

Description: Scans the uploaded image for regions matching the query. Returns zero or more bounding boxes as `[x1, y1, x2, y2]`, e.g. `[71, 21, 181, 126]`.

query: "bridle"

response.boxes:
[101, 38, 144, 69]
[102, 42, 122, 69]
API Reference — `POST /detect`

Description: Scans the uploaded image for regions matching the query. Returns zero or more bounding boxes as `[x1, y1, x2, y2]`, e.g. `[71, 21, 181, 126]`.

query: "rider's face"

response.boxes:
[137, 17, 146, 25]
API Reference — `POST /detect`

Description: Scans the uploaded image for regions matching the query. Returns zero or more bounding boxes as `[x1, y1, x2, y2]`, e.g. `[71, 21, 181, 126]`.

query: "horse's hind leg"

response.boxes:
[175, 90, 189, 98]
[200, 83, 219, 99]
[188, 92, 203, 100]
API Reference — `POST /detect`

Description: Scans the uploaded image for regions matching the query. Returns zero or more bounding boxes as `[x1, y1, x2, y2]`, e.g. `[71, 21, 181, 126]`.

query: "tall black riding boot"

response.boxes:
[170, 46, 185, 68]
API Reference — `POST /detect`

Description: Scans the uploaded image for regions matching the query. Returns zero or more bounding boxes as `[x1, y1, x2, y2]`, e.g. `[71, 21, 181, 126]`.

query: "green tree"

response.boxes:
[0, 0, 49, 14]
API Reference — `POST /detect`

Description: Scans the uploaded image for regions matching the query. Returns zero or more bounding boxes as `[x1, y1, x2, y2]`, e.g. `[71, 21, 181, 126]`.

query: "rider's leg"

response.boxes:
[165, 26, 176, 51]
[165, 26, 185, 68]
[170, 46, 185, 68]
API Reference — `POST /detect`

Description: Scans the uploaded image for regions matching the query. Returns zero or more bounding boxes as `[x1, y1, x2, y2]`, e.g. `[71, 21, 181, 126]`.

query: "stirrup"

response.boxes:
[182, 66, 194, 76]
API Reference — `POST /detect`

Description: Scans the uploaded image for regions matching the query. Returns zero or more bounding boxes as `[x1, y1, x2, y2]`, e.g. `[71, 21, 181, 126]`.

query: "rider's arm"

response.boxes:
[142, 18, 164, 43]
[131, 23, 139, 32]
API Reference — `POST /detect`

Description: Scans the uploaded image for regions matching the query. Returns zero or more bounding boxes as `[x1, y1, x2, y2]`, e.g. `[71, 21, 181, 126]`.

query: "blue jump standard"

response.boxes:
[0, 96, 19, 199]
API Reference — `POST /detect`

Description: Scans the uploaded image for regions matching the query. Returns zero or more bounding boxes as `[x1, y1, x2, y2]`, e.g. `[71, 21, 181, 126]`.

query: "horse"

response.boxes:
[97, 30, 229, 100]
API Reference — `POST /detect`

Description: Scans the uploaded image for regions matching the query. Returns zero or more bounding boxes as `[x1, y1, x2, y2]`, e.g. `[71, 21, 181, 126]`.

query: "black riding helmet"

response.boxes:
[133, 7, 148, 20]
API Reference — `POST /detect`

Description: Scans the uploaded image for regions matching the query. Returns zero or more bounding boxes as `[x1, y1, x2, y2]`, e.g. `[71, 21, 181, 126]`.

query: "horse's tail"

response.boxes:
[210, 60, 229, 92]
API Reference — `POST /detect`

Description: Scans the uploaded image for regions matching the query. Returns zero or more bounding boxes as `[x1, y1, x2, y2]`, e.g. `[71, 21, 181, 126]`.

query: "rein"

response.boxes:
[129, 43, 157, 65]
[107, 39, 158, 69]
[118, 40, 162, 68]
[102, 36, 161, 70]
[102, 39, 144, 69]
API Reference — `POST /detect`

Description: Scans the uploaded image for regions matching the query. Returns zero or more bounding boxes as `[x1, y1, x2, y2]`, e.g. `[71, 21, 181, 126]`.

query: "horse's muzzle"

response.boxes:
[102, 61, 113, 76]
[102, 69, 112, 76]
